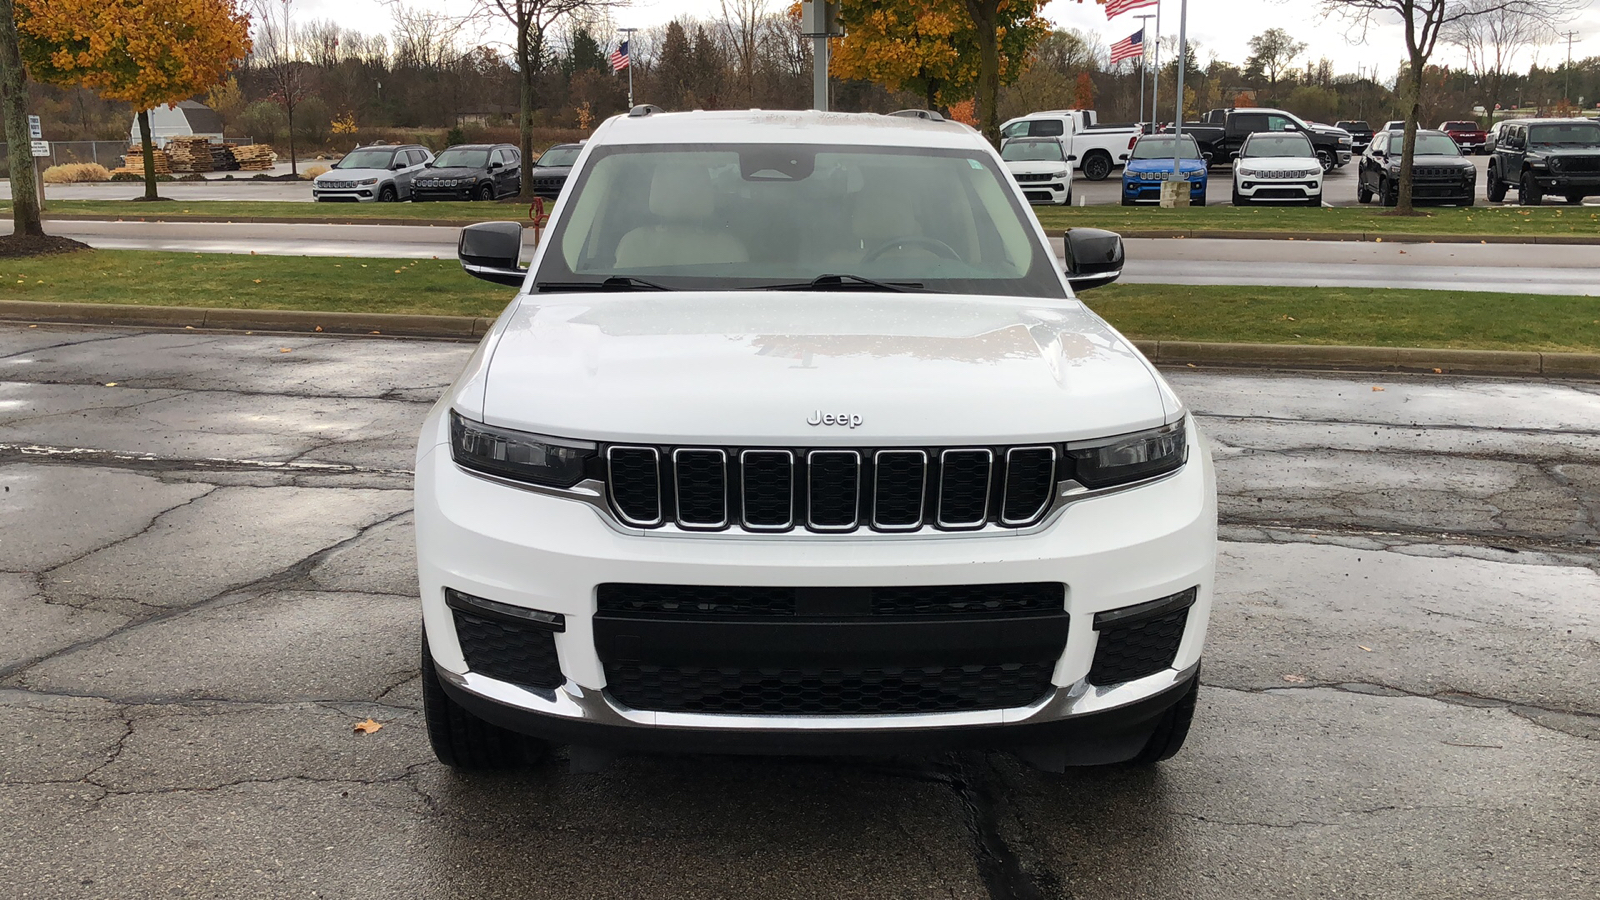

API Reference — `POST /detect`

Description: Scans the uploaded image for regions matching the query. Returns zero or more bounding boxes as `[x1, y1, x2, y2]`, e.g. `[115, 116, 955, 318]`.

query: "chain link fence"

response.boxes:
[0, 138, 255, 177]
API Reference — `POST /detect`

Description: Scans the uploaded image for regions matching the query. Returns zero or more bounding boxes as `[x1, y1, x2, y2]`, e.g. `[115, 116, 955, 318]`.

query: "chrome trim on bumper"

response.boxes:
[439, 661, 1200, 732]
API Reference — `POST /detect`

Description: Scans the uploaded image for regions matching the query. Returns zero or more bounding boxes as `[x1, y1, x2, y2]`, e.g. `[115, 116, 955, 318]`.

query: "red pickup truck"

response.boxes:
[1439, 120, 1489, 155]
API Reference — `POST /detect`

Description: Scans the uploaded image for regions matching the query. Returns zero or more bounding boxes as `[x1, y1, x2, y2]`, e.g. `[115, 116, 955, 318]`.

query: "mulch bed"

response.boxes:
[0, 233, 91, 258]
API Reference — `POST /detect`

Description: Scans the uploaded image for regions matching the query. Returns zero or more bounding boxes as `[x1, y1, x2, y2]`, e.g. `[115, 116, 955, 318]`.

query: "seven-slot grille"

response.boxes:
[1013, 173, 1055, 183]
[604, 444, 1059, 533]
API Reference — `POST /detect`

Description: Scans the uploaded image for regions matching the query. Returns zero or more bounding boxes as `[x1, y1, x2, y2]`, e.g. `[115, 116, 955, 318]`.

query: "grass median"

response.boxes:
[23, 199, 520, 224]
[1034, 205, 1600, 238]
[0, 249, 1595, 353]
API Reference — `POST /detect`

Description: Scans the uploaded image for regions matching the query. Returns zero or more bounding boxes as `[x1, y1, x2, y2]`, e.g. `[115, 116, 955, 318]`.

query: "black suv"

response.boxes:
[1336, 120, 1375, 154]
[1486, 118, 1600, 205]
[411, 144, 521, 201]
[528, 143, 583, 199]
[1357, 129, 1476, 207]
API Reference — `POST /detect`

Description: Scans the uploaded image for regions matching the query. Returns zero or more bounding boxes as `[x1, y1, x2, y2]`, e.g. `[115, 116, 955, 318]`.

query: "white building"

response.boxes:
[130, 101, 225, 147]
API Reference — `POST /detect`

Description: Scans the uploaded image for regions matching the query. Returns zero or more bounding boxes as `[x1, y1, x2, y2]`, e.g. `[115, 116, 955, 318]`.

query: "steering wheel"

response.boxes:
[862, 235, 961, 263]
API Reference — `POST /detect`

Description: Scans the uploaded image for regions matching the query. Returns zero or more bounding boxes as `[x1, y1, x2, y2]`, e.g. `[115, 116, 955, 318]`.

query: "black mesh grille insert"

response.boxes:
[939, 450, 993, 526]
[1089, 606, 1190, 685]
[808, 451, 860, 529]
[674, 450, 727, 526]
[598, 583, 1063, 619]
[741, 450, 793, 529]
[873, 451, 926, 528]
[453, 610, 562, 688]
[604, 661, 1055, 714]
[1002, 448, 1056, 524]
[598, 584, 796, 617]
[608, 447, 661, 525]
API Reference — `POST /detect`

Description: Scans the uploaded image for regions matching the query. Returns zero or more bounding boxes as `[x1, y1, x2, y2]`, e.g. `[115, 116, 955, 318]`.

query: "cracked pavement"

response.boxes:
[2, 325, 1597, 899]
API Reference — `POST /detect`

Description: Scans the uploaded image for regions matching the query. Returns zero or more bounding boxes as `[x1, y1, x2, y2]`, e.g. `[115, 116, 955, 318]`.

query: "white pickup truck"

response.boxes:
[1000, 109, 1142, 181]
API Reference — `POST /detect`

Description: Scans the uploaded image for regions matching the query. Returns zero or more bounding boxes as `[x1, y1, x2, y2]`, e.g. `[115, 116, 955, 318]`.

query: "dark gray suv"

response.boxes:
[412, 144, 522, 202]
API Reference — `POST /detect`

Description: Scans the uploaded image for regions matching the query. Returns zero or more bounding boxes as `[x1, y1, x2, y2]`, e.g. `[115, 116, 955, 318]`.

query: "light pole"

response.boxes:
[1171, 0, 1188, 179]
[1150, 1, 1161, 131]
[1561, 30, 1578, 103]
[619, 27, 637, 108]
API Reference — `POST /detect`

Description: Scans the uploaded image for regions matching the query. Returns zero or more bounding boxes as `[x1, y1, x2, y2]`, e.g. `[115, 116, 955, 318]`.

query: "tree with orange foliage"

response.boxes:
[17, 0, 251, 201]
[834, 0, 1046, 145]
[1073, 71, 1096, 108]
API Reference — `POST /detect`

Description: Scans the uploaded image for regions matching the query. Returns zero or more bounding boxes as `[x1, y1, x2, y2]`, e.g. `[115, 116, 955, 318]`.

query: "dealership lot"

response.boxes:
[1, 325, 1596, 899]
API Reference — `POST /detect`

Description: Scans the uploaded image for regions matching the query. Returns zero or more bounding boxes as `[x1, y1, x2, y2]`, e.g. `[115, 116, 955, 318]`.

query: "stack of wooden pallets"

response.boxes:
[166, 137, 215, 173]
[232, 144, 277, 171]
[122, 145, 171, 175]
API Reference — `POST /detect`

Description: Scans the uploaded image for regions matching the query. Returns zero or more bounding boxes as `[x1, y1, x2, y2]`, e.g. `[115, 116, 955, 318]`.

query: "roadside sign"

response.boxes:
[31, 140, 49, 157]
[28, 115, 40, 139]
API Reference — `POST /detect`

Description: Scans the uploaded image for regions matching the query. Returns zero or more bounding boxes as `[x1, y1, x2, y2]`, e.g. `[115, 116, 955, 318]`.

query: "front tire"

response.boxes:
[1566, 194, 1584, 205]
[1357, 181, 1373, 204]
[1231, 187, 1248, 207]
[1082, 152, 1112, 182]
[1486, 166, 1507, 202]
[377, 184, 398, 203]
[1381, 178, 1398, 207]
[477, 183, 496, 202]
[1306, 192, 1324, 207]
[1520, 171, 1543, 206]
[422, 634, 543, 770]
[1130, 674, 1199, 765]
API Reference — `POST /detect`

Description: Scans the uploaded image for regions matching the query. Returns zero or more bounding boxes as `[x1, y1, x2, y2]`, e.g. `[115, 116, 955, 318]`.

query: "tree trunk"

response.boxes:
[517, 25, 535, 201]
[966, 1, 1001, 146]
[0, 0, 43, 236]
[1397, 56, 1423, 216]
[285, 95, 297, 178]
[137, 109, 158, 201]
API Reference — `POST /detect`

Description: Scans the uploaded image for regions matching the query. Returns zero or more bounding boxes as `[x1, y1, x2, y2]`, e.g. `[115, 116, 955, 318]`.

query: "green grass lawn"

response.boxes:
[1034, 205, 1600, 237]
[1, 250, 1595, 353]
[26, 199, 522, 224]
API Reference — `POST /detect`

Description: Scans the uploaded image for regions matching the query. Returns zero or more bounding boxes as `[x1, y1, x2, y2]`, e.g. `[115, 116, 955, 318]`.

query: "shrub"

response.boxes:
[239, 101, 287, 144]
[42, 163, 112, 183]
[110, 171, 142, 182]
[303, 164, 329, 179]
[445, 126, 467, 147]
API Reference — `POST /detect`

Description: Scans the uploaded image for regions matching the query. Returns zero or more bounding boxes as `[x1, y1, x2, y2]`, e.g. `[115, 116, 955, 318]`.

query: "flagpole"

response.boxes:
[1172, 0, 1188, 177]
[1150, 1, 1161, 133]
[1133, 13, 1154, 129]
[619, 27, 637, 107]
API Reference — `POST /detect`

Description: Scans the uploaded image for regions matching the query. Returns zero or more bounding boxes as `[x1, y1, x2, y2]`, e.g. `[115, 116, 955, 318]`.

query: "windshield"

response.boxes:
[1242, 134, 1315, 158]
[1443, 122, 1479, 131]
[433, 148, 489, 168]
[535, 144, 1066, 298]
[1338, 121, 1370, 130]
[537, 146, 582, 167]
[335, 149, 396, 170]
[1410, 134, 1462, 155]
[1001, 141, 1065, 162]
[1130, 136, 1202, 160]
[1529, 123, 1600, 146]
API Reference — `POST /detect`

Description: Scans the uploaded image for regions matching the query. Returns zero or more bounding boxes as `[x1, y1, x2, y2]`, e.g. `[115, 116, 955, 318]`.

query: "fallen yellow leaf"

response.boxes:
[279, 348, 292, 353]
[1283, 674, 1307, 683]
[104, 382, 118, 387]
[353, 718, 383, 734]
[1372, 386, 1385, 392]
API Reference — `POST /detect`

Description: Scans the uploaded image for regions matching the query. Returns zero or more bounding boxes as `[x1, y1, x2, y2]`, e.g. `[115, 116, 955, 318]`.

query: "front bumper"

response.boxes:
[1123, 177, 1206, 203]
[413, 186, 477, 201]
[1017, 181, 1070, 204]
[1235, 177, 1322, 200]
[311, 186, 378, 202]
[415, 414, 1216, 754]
[1530, 172, 1600, 192]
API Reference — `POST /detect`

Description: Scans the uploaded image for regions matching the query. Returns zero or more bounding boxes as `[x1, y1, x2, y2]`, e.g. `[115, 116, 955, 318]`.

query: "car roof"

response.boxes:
[591, 109, 982, 151]
[1500, 117, 1599, 125]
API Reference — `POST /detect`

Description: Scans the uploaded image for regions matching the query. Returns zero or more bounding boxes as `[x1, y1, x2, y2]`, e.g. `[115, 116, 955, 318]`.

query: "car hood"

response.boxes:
[315, 167, 389, 182]
[1238, 158, 1321, 172]
[1530, 145, 1600, 157]
[419, 166, 483, 180]
[531, 165, 573, 177]
[1005, 160, 1071, 175]
[1125, 159, 1206, 176]
[478, 292, 1171, 445]
[1393, 154, 1473, 166]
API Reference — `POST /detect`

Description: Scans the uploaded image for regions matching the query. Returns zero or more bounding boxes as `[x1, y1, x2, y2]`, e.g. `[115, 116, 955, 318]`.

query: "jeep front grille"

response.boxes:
[605, 443, 1058, 533]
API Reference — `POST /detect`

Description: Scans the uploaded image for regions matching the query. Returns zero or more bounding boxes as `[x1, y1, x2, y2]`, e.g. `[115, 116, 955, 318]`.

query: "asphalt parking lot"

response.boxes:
[2, 325, 1597, 899]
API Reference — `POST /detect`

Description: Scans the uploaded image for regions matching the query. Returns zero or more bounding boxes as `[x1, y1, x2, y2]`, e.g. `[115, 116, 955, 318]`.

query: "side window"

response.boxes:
[1373, 134, 1387, 155]
[1231, 114, 1266, 135]
[1000, 121, 1028, 140]
[1029, 119, 1065, 137]
[1266, 114, 1293, 132]
[400, 149, 419, 167]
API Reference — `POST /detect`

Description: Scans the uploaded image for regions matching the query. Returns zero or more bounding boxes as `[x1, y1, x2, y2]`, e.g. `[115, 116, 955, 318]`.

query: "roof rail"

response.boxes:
[628, 104, 664, 117]
[887, 109, 945, 122]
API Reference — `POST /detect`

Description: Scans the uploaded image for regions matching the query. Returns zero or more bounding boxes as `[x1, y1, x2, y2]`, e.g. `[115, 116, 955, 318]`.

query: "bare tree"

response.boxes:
[251, 0, 309, 176]
[1319, 0, 1573, 214]
[1442, 0, 1577, 117]
[1244, 28, 1307, 98]
[719, 0, 771, 107]
[473, 0, 619, 199]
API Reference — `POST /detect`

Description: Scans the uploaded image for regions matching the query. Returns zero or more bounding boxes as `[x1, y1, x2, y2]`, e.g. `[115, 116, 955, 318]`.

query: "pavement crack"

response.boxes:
[0, 332, 129, 363]
[1215, 681, 1600, 731]
[947, 754, 1064, 900]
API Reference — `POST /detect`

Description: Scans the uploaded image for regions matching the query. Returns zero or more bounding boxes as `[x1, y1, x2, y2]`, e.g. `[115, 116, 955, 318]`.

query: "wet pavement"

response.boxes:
[1, 325, 1597, 899]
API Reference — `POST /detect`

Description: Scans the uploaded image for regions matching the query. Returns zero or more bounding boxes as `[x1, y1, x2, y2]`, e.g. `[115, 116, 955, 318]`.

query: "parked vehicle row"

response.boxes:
[999, 109, 1141, 181]
[1000, 138, 1075, 205]
[1120, 134, 1208, 206]
[312, 141, 582, 203]
[1356, 129, 1475, 206]
[1231, 132, 1324, 206]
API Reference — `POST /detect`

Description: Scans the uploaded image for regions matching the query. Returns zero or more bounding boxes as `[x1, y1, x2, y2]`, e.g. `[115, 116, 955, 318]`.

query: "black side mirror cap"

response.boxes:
[459, 221, 527, 287]
[1063, 228, 1123, 293]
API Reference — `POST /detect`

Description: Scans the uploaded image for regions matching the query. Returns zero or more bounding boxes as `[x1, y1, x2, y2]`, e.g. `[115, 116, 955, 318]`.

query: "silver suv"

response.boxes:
[312, 143, 434, 202]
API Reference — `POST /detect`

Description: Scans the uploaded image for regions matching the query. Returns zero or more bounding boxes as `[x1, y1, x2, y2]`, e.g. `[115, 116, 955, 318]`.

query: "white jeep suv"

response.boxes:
[416, 108, 1216, 771]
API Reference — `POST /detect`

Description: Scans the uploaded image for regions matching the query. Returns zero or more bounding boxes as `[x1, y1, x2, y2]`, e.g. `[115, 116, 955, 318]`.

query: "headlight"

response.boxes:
[1237, 167, 1257, 178]
[1066, 420, 1188, 488]
[357, 178, 379, 185]
[449, 411, 596, 487]
[1054, 170, 1072, 179]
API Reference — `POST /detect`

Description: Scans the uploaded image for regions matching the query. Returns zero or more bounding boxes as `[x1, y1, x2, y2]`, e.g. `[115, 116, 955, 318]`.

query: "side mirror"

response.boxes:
[490, 161, 504, 170]
[1063, 228, 1123, 293]
[458, 221, 527, 287]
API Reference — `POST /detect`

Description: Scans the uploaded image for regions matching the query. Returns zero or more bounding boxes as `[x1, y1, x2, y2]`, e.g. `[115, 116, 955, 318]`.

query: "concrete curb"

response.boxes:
[1105, 228, 1600, 245]
[41, 213, 494, 229]
[2, 302, 1596, 378]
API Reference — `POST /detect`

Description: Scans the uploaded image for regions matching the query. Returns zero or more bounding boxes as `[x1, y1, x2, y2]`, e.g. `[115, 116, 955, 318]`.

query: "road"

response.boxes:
[6, 218, 1596, 295]
[1, 323, 1595, 899]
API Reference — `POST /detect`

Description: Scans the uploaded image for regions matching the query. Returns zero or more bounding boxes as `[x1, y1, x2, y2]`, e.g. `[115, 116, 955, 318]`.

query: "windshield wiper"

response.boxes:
[757, 273, 928, 293]
[535, 276, 674, 293]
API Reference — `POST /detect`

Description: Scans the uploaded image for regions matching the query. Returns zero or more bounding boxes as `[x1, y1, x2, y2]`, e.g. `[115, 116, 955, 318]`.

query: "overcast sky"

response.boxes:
[290, 0, 1600, 83]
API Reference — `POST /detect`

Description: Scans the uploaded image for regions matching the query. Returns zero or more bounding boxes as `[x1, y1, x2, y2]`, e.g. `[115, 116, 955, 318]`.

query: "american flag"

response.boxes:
[609, 40, 630, 72]
[1109, 28, 1144, 64]
[1105, 0, 1158, 19]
